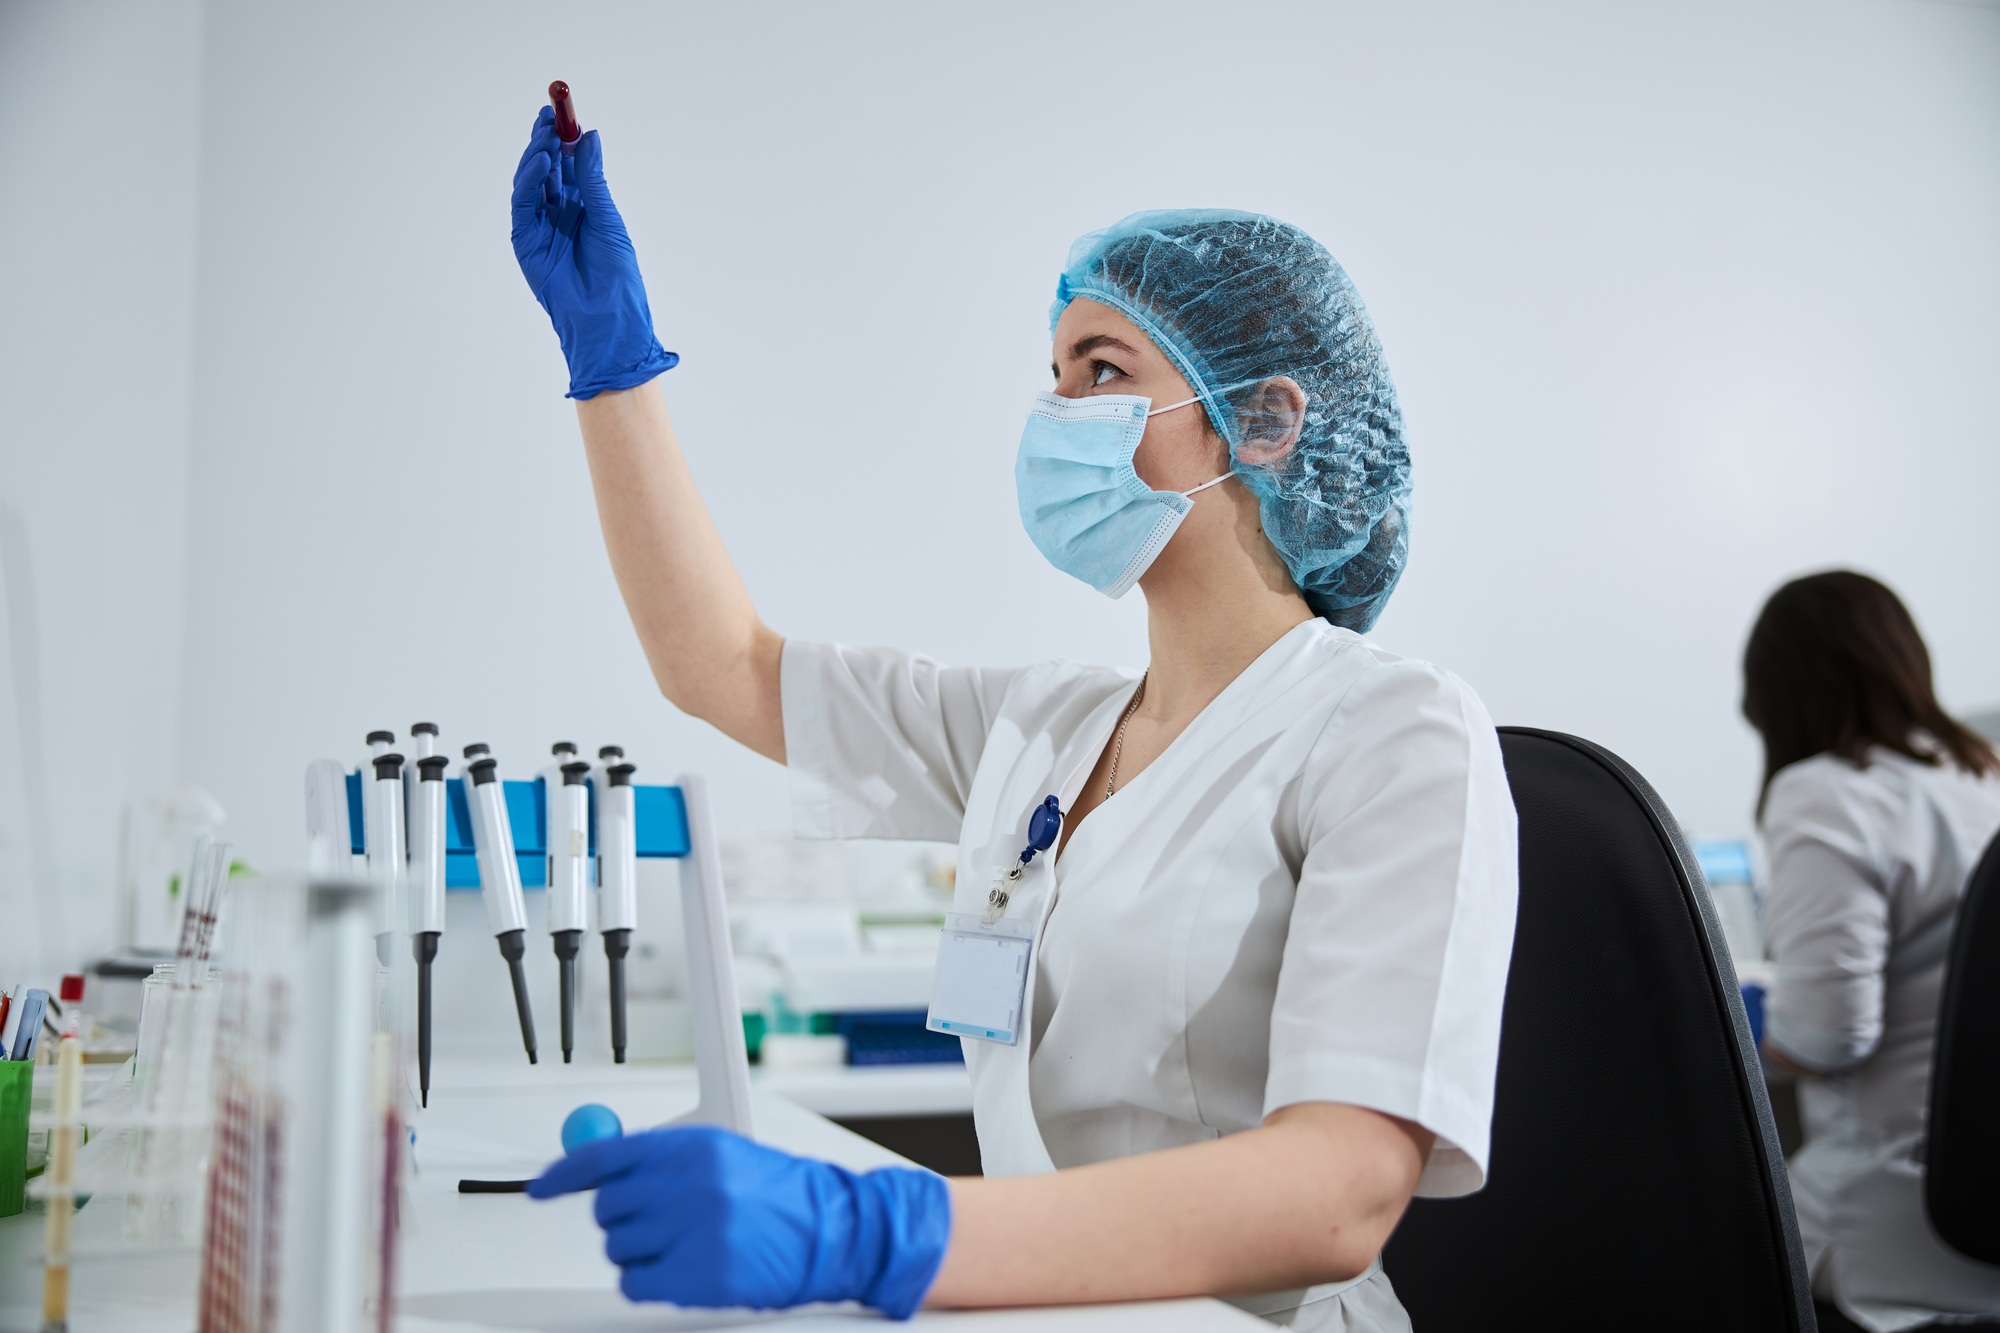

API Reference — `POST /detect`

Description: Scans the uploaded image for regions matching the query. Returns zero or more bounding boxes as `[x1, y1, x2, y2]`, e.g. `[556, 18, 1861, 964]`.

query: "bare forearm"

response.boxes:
[575, 382, 784, 761]
[927, 1103, 1429, 1308]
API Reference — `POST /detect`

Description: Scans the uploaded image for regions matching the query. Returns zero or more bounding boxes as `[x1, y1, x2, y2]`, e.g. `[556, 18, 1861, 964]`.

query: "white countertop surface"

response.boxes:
[0, 1059, 1258, 1332]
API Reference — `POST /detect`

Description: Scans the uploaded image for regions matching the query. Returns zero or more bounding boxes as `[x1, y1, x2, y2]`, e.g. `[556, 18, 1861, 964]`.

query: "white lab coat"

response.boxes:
[781, 620, 1520, 1331]
[1763, 744, 2000, 1332]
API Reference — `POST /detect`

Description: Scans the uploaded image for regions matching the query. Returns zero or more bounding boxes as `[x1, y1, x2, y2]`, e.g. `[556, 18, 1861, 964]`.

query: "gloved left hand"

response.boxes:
[528, 1125, 951, 1319]
[509, 106, 679, 399]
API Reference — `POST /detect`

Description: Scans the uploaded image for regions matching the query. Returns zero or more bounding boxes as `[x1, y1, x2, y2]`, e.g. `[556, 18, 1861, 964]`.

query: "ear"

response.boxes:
[1232, 377, 1308, 467]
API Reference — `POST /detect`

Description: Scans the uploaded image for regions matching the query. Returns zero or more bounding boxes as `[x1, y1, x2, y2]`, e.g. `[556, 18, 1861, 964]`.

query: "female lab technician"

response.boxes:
[1745, 572, 2000, 1333]
[511, 108, 1518, 1329]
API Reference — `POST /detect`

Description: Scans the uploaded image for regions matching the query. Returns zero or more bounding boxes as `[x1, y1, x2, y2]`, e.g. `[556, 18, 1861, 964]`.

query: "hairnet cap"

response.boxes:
[1051, 209, 1410, 632]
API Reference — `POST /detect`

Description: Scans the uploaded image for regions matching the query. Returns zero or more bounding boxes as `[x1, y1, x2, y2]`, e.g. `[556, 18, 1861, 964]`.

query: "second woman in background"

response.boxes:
[1744, 570, 2000, 1333]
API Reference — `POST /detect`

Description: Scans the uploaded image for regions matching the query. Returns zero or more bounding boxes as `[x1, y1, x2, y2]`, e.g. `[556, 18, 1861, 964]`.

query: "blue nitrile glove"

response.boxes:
[528, 1125, 950, 1319]
[509, 106, 679, 399]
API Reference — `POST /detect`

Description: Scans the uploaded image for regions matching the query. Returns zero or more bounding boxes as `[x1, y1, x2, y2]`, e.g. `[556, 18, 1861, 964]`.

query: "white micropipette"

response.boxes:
[406, 727, 448, 1107]
[463, 746, 538, 1064]
[364, 744, 408, 969]
[542, 743, 592, 1064]
[594, 754, 639, 1064]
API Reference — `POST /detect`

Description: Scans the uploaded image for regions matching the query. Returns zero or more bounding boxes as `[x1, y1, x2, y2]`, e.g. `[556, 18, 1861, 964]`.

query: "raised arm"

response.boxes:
[576, 385, 785, 761]
[510, 104, 783, 761]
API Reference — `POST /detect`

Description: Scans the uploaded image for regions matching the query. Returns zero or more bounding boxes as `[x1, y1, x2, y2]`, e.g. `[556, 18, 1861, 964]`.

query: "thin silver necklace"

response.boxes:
[1106, 672, 1149, 798]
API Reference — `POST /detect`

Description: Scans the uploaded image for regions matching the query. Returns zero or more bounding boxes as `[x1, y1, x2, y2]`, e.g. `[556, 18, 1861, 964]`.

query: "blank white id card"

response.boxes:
[927, 912, 1034, 1046]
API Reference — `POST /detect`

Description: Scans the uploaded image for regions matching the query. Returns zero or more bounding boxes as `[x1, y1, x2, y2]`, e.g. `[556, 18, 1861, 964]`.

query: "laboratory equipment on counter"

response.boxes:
[407, 748, 449, 1108]
[196, 874, 399, 1331]
[309, 736, 750, 1132]
[549, 79, 581, 153]
[543, 746, 592, 1065]
[465, 747, 538, 1064]
[673, 773, 754, 1134]
[39, 1018, 81, 1333]
[125, 834, 234, 1245]
[596, 758, 638, 1064]
[364, 746, 408, 967]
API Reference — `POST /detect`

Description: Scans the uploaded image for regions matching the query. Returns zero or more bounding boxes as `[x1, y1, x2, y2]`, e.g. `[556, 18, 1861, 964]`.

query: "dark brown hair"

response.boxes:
[1743, 570, 1996, 814]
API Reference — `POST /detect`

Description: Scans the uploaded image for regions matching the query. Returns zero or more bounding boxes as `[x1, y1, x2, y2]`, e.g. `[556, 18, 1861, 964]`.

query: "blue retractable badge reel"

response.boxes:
[983, 796, 1062, 925]
[1026, 796, 1061, 859]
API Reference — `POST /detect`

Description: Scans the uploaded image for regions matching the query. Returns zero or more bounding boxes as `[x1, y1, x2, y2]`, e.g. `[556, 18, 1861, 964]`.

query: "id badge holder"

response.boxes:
[927, 912, 1036, 1046]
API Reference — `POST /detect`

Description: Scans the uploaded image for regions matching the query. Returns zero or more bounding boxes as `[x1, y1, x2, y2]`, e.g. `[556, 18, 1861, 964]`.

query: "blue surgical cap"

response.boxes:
[1051, 209, 1410, 632]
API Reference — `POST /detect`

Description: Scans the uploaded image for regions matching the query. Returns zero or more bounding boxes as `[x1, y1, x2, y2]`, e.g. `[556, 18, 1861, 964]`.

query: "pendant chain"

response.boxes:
[1106, 672, 1149, 799]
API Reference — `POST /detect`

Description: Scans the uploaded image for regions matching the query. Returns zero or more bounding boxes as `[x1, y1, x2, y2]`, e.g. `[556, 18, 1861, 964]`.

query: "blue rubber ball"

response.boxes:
[561, 1103, 624, 1154]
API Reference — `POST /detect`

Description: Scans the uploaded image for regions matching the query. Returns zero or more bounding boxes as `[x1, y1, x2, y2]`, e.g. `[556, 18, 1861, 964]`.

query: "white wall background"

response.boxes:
[0, 0, 204, 977]
[5, 0, 1998, 967]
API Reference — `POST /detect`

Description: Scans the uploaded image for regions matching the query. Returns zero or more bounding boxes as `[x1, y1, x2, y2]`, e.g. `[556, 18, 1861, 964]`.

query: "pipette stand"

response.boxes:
[330, 766, 755, 1138]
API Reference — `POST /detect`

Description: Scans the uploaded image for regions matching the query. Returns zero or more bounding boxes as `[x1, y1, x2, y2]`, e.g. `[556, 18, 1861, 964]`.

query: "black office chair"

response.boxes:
[1926, 827, 2000, 1265]
[1383, 727, 1813, 1332]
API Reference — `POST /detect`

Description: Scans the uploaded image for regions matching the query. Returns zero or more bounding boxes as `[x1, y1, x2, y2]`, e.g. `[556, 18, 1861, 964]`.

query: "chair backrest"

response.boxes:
[1383, 728, 1813, 1332]
[1927, 827, 2000, 1264]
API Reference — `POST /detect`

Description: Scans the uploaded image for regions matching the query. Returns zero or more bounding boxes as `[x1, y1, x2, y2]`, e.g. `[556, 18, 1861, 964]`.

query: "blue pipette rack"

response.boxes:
[343, 773, 688, 889]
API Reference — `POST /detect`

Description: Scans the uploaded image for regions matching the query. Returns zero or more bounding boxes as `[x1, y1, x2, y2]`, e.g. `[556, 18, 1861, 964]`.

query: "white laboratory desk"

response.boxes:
[0, 1059, 1259, 1332]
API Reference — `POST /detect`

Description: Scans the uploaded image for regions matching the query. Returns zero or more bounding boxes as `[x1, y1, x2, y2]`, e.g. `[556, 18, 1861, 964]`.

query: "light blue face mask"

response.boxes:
[1015, 391, 1232, 599]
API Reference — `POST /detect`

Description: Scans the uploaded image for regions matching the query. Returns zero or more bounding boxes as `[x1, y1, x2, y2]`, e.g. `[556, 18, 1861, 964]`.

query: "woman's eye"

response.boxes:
[1091, 361, 1123, 386]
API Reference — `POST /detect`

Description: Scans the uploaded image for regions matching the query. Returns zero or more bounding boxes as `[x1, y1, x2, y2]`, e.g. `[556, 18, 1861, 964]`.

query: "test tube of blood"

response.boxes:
[549, 80, 582, 155]
[464, 748, 538, 1063]
[365, 750, 408, 968]
[595, 759, 639, 1064]
[543, 745, 592, 1065]
[407, 751, 450, 1106]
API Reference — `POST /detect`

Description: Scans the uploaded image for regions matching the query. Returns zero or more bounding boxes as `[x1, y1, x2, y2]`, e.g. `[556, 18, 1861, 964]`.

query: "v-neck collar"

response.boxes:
[1052, 617, 1325, 868]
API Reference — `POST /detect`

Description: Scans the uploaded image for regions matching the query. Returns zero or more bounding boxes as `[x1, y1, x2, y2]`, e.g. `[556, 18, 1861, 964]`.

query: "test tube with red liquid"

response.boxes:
[549, 80, 582, 155]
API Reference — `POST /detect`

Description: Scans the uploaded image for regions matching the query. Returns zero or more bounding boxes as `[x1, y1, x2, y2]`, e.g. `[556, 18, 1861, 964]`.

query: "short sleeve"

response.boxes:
[781, 640, 1021, 843]
[1760, 764, 1892, 1072]
[1263, 660, 1519, 1198]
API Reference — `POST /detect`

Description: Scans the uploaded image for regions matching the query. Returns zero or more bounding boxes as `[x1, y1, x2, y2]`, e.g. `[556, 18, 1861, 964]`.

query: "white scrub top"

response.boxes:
[1762, 743, 2000, 1332]
[782, 619, 1519, 1333]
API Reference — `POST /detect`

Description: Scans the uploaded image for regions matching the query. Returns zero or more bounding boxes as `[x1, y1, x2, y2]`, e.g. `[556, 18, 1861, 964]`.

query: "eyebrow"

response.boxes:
[1052, 332, 1145, 378]
[1068, 333, 1142, 361]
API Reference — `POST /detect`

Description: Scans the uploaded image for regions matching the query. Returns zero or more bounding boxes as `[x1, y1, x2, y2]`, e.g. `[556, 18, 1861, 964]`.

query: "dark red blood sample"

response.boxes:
[549, 80, 582, 145]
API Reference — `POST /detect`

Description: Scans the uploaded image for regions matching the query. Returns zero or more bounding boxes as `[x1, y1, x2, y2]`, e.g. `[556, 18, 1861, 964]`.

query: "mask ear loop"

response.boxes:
[1145, 393, 1205, 419]
[1146, 393, 1240, 499]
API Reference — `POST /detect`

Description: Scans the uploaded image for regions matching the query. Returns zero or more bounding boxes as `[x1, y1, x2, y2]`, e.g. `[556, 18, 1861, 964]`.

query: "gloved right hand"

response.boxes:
[528, 1124, 950, 1319]
[510, 106, 679, 399]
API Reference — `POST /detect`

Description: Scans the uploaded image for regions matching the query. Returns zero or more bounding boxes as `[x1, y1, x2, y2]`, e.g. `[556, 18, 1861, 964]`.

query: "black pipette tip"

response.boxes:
[604, 928, 631, 1065]
[553, 930, 582, 1065]
[414, 931, 440, 1108]
[497, 929, 538, 1064]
